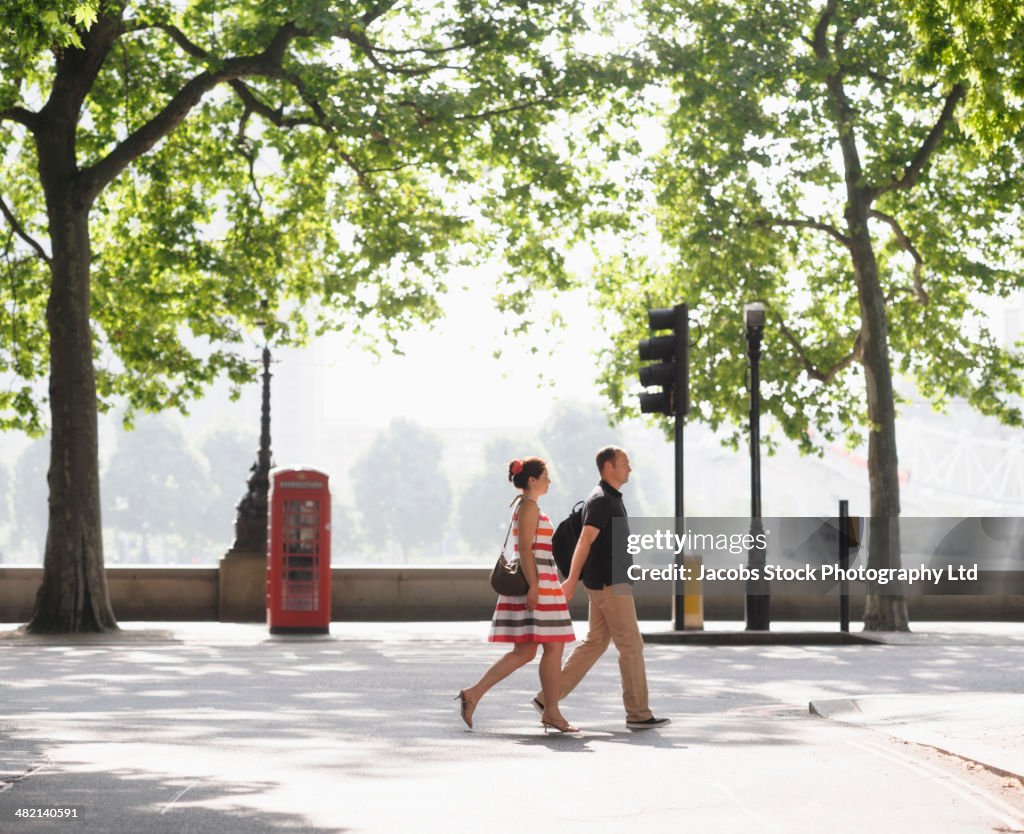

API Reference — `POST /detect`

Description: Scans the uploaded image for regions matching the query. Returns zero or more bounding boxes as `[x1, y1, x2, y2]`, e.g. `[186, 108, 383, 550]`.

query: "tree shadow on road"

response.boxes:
[0, 732, 349, 834]
[1, 631, 1020, 790]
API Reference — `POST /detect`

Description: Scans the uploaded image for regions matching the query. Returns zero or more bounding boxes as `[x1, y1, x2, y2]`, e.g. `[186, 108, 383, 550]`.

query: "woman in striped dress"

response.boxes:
[457, 457, 578, 733]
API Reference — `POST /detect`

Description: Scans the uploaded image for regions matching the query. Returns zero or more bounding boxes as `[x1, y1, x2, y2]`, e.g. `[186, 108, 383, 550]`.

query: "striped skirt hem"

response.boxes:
[488, 633, 575, 643]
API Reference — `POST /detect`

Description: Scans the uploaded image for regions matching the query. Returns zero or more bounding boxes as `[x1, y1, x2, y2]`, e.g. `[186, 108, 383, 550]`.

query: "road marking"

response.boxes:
[849, 739, 1024, 831]
[714, 781, 784, 833]
[161, 778, 200, 814]
[0, 763, 49, 794]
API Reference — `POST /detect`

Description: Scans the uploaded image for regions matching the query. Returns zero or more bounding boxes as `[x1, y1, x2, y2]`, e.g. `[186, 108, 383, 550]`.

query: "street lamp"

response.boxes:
[744, 302, 770, 630]
[230, 343, 275, 553]
[219, 313, 286, 622]
[231, 313, 282, 555]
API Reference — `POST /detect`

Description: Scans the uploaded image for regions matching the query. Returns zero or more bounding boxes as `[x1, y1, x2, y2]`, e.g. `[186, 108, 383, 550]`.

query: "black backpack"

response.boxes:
[551, 500, 585, 580]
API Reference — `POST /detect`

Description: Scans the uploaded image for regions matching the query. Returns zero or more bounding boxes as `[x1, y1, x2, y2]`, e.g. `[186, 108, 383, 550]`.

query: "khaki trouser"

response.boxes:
[539, 585, 652, 723]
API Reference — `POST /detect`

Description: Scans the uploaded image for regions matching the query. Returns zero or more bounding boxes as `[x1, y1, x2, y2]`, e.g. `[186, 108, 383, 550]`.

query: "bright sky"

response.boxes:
[319, 275, 608, 428]
[305, 278, 1023, 431]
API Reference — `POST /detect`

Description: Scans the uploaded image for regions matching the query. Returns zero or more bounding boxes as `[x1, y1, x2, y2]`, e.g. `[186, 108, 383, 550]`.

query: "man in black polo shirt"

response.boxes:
[534, 446, 670, 729]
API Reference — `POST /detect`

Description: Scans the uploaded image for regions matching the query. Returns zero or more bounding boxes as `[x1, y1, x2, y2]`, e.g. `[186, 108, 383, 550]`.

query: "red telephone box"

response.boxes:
[267, 467, 331, 634]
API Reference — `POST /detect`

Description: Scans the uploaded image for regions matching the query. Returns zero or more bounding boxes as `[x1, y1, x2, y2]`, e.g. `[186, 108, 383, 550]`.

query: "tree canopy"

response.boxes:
[900, 0, 1024, 144]
[0, 0, 636, 630]
[0, 0, 626, 432]
[594, 0, 1024, 628]
[602, 0, 1023, 443]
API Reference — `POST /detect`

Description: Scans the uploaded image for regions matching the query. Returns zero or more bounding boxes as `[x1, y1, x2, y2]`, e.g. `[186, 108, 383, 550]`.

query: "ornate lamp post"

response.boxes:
[231, 346, 274, 552]
[219, 336, 276, 622]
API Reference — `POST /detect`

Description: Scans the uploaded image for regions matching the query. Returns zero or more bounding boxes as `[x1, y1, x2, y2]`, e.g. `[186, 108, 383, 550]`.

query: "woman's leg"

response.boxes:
[538, 643, 576, 729]
[462, 642, 538, 718]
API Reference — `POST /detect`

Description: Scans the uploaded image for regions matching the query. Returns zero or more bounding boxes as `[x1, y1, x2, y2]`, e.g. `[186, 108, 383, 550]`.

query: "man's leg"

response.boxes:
[600, 586, 651, 723]
[535, 588, 610, 704]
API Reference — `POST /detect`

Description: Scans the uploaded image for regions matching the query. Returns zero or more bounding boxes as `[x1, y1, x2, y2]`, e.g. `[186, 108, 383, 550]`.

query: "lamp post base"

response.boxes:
[218, 549, 267, 623]
[744, 593, 771, 631]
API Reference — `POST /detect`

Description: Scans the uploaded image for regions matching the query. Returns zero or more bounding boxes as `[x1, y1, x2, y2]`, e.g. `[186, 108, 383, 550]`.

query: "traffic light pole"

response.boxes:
[838, 499, 851, 633]
[672, 415, 687, 630]
[637, 302, 691, 630]
[672, 304, 688, 630]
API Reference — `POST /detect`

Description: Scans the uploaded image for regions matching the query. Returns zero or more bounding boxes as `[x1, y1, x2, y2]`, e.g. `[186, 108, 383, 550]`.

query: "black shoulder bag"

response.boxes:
[489, 496, 530, 596]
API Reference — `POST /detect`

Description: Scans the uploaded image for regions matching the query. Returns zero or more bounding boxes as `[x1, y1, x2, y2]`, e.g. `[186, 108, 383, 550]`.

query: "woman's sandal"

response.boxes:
[455, 690, 475, 729]
[541, 715, 580, 734]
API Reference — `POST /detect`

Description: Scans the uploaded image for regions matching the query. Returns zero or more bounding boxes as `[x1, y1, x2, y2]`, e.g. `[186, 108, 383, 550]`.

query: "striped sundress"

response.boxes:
[488, 506, 575, 644]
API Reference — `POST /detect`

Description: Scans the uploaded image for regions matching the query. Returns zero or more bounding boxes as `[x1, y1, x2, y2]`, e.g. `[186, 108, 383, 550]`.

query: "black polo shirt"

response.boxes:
[580, 479, 630, 590]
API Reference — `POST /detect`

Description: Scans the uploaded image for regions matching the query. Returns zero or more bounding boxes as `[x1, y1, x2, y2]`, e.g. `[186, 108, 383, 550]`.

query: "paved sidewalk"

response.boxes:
[0, 620, 1021, 833]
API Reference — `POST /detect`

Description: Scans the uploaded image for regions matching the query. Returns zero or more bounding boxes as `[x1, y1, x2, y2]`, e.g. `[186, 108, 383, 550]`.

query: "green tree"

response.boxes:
[353, 418, 450, 559]
[199, 427, 259, 548]
[11, 440, 50, 562]
[102, 415, 211, 561]
[0, 459, 10, 531]
[538, 401, 613, 516]
[597, 0, 1024, 629]
[0, 0, 624, 630]
[329, 500, 364, 561]
[456, 407, 613, 557]
[900, 0, 1024, 143]
[457, 435, 523, 556]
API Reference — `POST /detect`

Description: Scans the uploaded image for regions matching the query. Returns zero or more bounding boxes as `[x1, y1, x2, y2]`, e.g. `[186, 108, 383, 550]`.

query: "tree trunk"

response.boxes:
[847, 194, 909, 632]
[27, 114, 117, 633]
[816, 2, 911, 632]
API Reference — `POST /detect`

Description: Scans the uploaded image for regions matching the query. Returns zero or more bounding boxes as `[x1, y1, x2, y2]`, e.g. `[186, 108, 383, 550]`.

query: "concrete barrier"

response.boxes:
[0, 566, 1020, 623]
[0, 566, 220, 622]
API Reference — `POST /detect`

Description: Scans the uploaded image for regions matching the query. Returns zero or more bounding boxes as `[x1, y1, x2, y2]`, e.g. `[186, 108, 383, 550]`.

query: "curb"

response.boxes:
[0, 627, 179, 644]
[809, 697, 1024, 783]
[808, 698, 863, 719]
[643, 631, 883, 646]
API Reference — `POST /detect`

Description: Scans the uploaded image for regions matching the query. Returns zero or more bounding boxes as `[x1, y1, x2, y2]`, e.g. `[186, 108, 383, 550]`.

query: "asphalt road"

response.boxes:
[1, 621, 1022, 834]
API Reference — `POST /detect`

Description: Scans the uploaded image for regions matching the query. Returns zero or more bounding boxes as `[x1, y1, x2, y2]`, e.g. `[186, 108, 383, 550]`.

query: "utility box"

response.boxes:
[267, 468, 331, 634]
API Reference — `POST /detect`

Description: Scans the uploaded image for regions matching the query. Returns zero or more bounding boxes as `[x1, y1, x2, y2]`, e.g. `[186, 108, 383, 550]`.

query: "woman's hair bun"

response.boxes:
[508, 457, 546, 488]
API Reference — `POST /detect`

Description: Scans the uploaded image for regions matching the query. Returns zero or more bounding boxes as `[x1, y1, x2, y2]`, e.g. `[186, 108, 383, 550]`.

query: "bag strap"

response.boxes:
[500, 495, 524, 557]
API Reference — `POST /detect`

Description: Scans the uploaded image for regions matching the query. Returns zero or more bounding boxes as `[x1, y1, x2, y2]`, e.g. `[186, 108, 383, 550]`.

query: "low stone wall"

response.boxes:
[0, 566, 1021, 623]
[0, 566, 221, 622]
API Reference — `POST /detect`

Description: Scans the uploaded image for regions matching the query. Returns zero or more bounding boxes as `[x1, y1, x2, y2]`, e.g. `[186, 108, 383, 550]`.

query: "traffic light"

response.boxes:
[637, 303, 689, 418]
